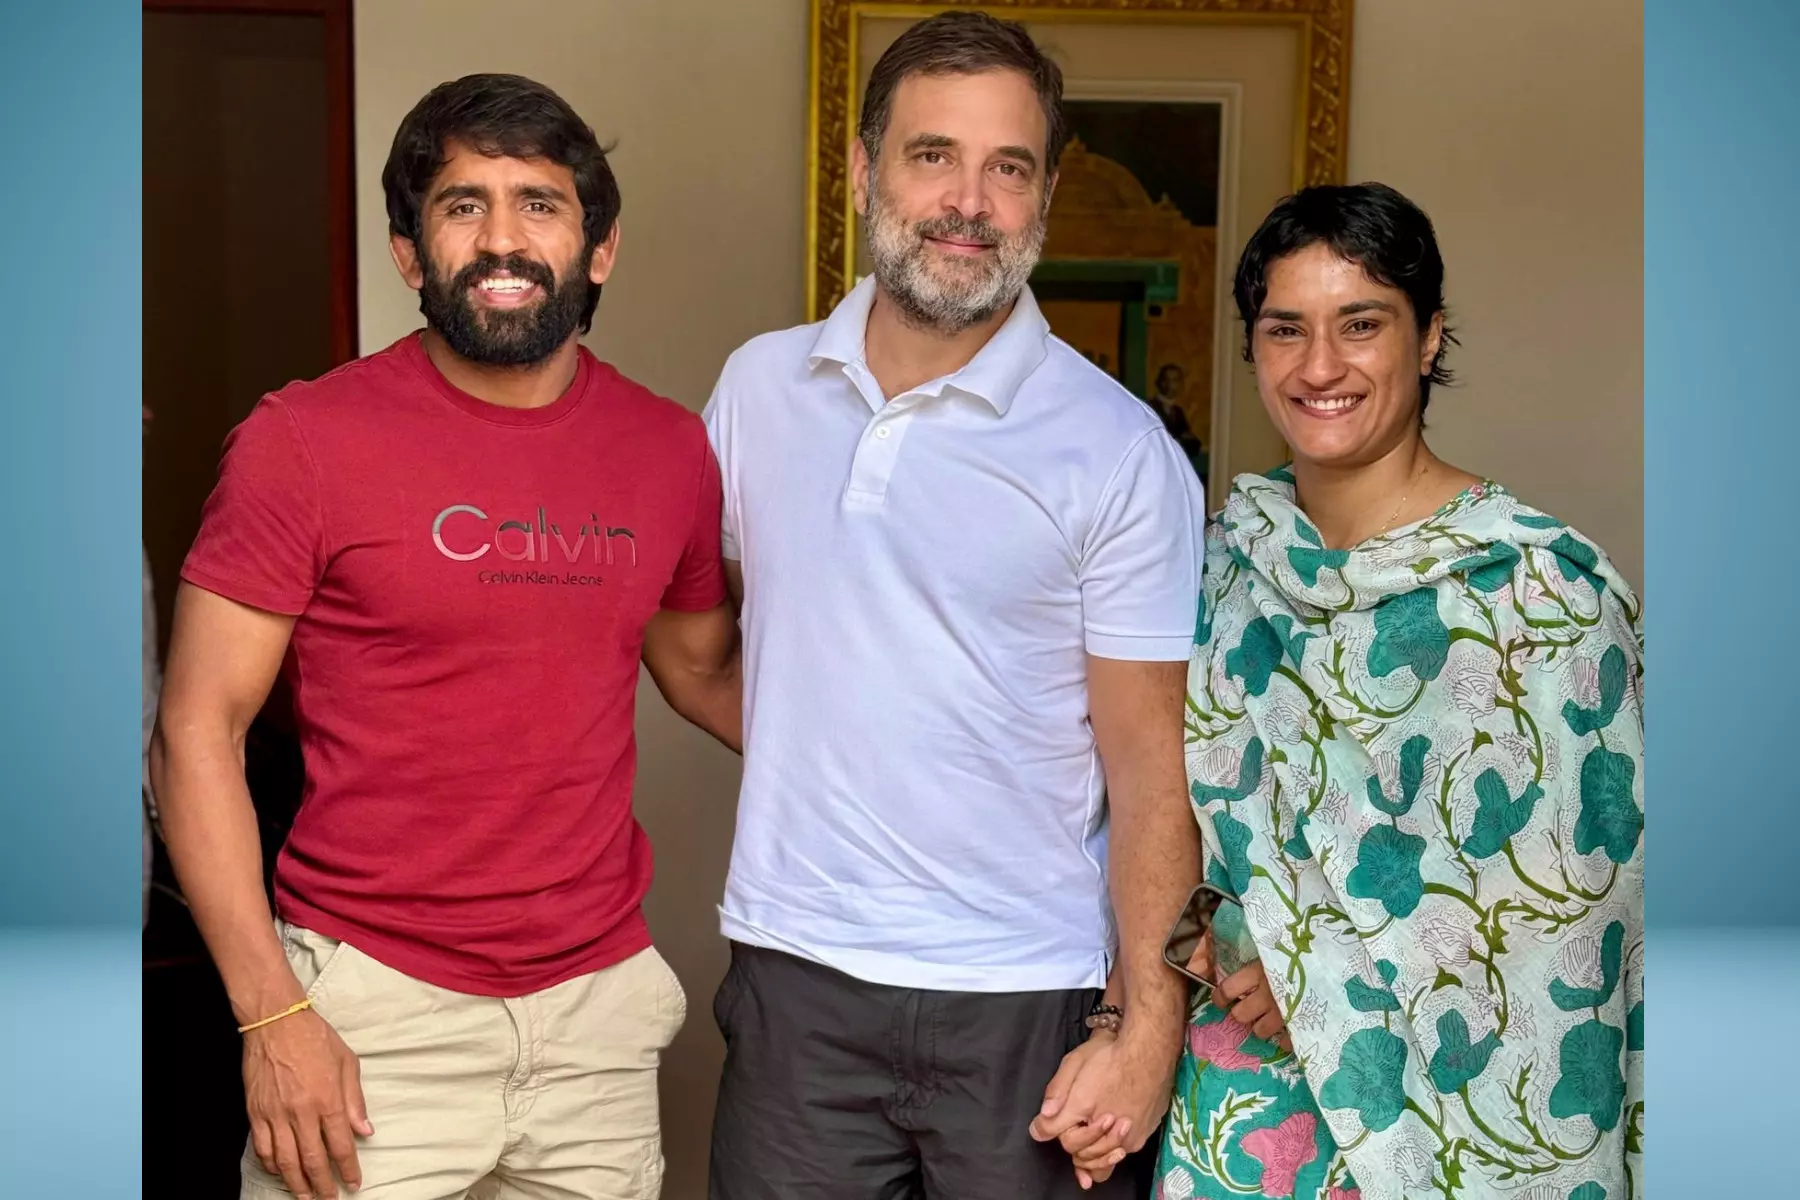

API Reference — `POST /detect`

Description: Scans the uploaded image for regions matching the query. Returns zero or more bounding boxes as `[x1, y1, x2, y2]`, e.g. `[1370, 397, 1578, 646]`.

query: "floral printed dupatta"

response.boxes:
[1185, 472, 1644, 1200]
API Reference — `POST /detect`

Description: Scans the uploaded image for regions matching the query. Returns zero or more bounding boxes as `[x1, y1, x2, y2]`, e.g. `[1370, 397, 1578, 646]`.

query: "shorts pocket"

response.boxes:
[276, 921, 353, 1009]
[646, 946, 688, 1048]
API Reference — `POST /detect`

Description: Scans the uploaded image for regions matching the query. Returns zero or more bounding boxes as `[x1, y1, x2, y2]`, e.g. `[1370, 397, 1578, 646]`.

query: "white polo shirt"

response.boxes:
[704, 277, 1205, 992]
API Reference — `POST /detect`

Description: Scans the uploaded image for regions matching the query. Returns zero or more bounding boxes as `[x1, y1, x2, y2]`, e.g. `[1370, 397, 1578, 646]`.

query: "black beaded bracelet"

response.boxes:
[1084, 1003, 1124, 1032]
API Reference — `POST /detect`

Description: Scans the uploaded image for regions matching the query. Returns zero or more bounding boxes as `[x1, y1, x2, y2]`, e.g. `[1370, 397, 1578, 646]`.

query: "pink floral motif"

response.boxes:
[1240, 1111, 1320, 1196]
[1188, 1018, 1261, 1072]
[1326, 1188, 1361, 1200]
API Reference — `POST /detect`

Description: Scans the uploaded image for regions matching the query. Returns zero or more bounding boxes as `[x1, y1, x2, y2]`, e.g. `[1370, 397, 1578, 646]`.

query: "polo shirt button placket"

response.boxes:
[845, 403, 914, 508]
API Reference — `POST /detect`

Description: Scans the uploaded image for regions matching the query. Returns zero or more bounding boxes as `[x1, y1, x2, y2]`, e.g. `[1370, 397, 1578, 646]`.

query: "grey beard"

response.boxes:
[864, 181, 1045, 335]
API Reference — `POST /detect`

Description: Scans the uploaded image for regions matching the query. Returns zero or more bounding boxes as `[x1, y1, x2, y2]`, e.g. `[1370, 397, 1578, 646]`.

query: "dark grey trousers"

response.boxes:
[708, 942, 1156, 1199]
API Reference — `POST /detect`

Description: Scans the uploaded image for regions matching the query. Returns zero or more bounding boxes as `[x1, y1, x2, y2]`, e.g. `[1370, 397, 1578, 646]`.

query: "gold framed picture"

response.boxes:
[806, 0, 1354, 502]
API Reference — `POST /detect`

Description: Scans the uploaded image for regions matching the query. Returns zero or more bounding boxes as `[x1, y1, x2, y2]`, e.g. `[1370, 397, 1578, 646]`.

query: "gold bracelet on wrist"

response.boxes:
[237, 998, 313, 1034]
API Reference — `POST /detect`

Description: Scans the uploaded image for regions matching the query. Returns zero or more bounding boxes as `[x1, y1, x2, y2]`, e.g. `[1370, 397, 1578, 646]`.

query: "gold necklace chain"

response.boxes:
[1379, 461, 1430, 536]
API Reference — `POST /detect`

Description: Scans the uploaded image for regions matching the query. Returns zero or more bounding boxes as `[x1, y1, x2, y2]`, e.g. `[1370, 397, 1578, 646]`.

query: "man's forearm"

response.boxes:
[1087, 656, 1201, 1050]
[642, 603, 744, 753]
[1109, 783, 1200, 1046]
[687, 657, 743, 753]
[659, 653, 743, 753]
[151, 722, 303, 1026]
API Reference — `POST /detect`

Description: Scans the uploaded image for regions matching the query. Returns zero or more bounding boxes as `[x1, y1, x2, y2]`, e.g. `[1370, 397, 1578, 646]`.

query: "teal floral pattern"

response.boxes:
[1368, 588, 1451, 682]
[1575, 749, 1643, 865]
[1158, 474, 1644, 1200]
[1344, 825, 1429, 919]
[1319, 1027, 1412, 1133]
[1427, 1010, 1502, 1094]
[1549, 1020, 1628, 1132]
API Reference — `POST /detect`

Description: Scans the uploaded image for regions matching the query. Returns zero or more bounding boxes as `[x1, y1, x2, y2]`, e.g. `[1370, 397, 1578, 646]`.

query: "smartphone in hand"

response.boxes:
[1162, 882, 1260, 1001]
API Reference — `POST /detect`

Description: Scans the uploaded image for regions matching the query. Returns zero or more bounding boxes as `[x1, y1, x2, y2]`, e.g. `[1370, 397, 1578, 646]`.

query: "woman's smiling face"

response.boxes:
[1250, 242, 1444, 471]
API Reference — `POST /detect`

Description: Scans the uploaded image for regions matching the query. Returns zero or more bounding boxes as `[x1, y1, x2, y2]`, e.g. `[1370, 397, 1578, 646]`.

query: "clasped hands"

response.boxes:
[1027, 931, 1291, 1189]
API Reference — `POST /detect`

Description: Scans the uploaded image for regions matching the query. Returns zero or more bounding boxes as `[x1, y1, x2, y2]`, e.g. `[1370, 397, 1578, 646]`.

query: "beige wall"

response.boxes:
[353, 2, 1642, 1194]
[1347, 0, 1644, 588]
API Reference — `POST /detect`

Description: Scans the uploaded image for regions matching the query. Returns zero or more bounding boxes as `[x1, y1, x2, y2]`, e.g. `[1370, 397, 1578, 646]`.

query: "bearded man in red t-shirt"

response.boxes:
[152, 73, 740, 1200]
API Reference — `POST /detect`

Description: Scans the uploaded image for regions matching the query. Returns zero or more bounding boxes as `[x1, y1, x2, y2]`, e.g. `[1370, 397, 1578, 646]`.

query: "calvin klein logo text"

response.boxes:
[432, 505, 637, 565]
[476, 570, 605, 586]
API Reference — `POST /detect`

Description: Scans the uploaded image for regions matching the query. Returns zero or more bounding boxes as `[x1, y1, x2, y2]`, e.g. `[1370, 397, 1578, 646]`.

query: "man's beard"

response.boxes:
[863, 171, 1045, 334]
[417, 244, 593, 367]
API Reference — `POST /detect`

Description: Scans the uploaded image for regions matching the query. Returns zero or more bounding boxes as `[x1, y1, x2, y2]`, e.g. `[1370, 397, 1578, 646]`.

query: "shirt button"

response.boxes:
[875, 426, 892, 439]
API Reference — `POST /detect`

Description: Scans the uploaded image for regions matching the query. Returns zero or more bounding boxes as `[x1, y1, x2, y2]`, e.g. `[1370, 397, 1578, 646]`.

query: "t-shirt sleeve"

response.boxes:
[660, 426, 728, 612]
[180, 396, 326, 617]
[1079, 427, 1207, 661]
[701, 369, 739, 562]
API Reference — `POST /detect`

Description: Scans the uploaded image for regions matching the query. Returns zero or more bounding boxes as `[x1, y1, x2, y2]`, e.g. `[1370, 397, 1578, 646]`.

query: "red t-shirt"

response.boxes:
[183, 333, 725, 996]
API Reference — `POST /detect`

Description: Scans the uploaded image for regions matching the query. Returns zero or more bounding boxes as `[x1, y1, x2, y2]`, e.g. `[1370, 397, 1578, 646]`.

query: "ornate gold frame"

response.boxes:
[805, 0, 1355, 321]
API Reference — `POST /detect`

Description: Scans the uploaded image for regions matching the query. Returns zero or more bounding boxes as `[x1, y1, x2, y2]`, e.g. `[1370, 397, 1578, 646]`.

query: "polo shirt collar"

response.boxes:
[808, 275, 1050, 417]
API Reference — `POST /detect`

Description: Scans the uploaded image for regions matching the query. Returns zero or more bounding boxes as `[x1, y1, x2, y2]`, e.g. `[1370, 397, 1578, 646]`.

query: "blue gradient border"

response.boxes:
[2, 0, 1795, 1194]
[1647, 0, 1800, 1194]
[1647, 2, 1799, 930]
[0, 1, 143, 1193]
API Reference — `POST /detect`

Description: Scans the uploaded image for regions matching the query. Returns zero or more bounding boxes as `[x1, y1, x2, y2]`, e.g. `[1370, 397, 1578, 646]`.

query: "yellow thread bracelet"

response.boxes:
[238, 998, 313, 1034]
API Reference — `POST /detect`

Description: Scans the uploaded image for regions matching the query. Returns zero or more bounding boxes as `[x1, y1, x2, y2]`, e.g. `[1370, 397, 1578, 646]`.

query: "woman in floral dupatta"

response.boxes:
[1149, 186, 1644, 1200]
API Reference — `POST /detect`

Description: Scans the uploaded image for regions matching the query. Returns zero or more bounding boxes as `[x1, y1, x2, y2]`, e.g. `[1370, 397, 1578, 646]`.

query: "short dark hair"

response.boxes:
[859, 11, 1067, 172]
[382, 74, 620, 332]
[1233, 182, 1458, 412]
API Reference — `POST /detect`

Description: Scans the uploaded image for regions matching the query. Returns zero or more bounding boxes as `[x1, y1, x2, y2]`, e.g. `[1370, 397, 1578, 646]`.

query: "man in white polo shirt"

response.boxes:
[702, 13, 1205, 1197]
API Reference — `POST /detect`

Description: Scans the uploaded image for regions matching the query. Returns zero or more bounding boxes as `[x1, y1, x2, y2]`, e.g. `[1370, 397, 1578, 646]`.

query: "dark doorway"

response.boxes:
[142, 0, 355, 649]
[142, 2, 353, 1194]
